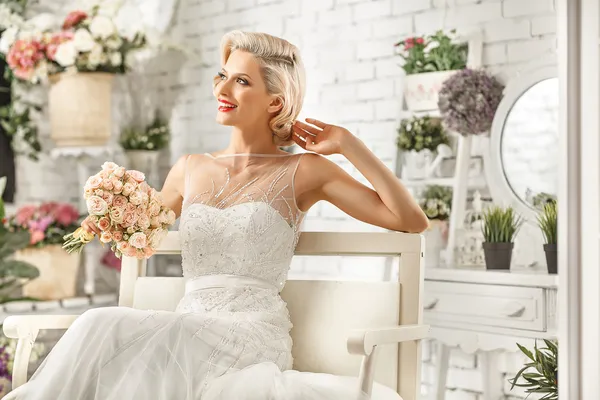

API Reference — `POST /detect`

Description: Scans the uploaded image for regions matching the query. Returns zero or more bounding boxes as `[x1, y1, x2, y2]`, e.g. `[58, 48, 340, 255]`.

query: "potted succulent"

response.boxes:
[481, 205, 523, 270]
[509, 339, 557, 400]
[6, 201, 81, 300]
[438, 68, 505, 135]
[0, 4, 146, 147]
[419, 185, 452, 267]
[395, 30, 468, 111]
[537, 201, 557, 274]
[397, 115, 449, 180]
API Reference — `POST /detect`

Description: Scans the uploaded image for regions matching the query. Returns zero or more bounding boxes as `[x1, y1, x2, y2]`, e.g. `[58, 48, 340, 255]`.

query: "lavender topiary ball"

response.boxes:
[437, 68, 505, 136]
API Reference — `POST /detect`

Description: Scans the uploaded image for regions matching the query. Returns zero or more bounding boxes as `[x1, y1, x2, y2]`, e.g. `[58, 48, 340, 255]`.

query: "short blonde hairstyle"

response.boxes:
[220, 31, 306, 146]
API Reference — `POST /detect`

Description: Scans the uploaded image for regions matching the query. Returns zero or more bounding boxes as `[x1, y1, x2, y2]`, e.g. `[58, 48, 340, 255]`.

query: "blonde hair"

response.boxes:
[220, 31, 306, 146]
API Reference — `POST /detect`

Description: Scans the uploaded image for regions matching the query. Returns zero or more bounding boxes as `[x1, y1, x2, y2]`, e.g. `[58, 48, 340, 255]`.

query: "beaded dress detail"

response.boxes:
[3, 153, 397, 400]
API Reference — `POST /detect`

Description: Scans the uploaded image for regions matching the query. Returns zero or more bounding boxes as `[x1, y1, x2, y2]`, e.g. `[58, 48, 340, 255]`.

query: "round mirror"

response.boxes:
[501, 78, 558, 208]
[485, 67, 558, 221]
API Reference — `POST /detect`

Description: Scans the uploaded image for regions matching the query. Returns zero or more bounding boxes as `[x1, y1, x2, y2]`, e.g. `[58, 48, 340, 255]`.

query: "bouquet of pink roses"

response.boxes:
[63, 162, 176, 259]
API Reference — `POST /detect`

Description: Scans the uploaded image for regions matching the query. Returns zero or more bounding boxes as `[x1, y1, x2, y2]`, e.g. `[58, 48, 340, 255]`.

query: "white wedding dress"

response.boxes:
[4, 153, 399, 400]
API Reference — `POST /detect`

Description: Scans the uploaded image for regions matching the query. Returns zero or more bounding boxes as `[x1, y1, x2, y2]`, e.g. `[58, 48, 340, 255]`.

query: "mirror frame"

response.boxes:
[484, 66, 558, 222]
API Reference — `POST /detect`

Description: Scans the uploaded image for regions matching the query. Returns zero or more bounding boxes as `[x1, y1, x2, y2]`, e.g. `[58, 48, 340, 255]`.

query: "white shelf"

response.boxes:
[402, 175, 487, 189]
[400, 109, 441, 119]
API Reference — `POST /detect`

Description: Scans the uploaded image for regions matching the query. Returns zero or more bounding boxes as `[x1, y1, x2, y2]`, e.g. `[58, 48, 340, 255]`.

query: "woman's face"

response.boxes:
[213, 50, 282, 130]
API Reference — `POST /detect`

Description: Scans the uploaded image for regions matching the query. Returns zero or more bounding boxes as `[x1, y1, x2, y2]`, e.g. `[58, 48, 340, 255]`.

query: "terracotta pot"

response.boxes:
[14, 245, 80, 300]
[48, 72, 114, 147]
[403, 70, 460, 111]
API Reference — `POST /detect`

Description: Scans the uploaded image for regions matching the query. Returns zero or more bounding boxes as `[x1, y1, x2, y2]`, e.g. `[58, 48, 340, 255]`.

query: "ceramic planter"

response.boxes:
[403, 70, 459, 111]
[49, 72, 114, 147]
[482, 242, 513, 270]
[401, 149, 434, 180]
[544, 243, 557, 274]
[423, 220, 448, 268]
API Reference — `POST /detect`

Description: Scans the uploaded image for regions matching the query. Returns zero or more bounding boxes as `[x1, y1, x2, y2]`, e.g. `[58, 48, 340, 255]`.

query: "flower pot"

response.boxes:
[403, 70, 460, 111]
[401, 149, 433, 180]
[544, 243, 557, 274]
[48, 72, 114, 147]
[482, 242, 513, 270]
[14, 245, 80, 300]
[423, 220, 448, 268]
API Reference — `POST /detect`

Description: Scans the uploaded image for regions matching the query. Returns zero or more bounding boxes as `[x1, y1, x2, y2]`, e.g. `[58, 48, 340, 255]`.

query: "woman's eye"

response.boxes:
[217, 72, 226, 80]
[236, 78, 248, 85]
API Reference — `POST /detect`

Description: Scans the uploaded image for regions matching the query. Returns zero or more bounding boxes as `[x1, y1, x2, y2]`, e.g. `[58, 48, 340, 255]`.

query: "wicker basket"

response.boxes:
[48, 72, 114, 147]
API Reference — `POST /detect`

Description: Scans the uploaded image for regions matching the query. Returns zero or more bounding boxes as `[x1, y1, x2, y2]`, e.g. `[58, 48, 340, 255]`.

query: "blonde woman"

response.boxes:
[5, 31, 427, 400]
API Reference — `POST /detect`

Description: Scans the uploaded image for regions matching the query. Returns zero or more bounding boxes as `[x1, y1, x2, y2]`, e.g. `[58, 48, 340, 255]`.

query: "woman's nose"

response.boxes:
[214, 78, 232, 98]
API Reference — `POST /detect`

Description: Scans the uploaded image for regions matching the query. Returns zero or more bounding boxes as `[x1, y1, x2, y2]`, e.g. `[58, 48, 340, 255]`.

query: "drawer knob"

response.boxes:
[503, 302, 526, 318]
[424, 298, 439, 310]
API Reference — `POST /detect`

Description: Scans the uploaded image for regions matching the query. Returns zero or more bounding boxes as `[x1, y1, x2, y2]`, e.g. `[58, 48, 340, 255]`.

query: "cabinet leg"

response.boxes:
[431, 342, 450, 400]
[480, 350, 503, 400]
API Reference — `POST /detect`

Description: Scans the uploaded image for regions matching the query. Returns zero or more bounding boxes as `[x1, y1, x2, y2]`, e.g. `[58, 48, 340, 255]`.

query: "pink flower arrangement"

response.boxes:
[6, 202, 81, 247]
[63, 162, 176, 260]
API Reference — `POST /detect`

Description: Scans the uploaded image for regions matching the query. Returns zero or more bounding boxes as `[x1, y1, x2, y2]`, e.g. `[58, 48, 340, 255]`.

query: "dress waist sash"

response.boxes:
[185, 274, 278, 294]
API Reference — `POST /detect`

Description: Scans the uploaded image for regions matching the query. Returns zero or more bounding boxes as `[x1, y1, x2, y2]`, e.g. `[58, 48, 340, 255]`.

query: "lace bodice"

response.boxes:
[179, 152, 306, 291]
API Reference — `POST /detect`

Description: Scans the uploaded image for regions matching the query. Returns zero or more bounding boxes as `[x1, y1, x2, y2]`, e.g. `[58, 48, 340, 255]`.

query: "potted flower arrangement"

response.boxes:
[438, 68, 505, 135]
[481, 205, 523, 270]
[0, 4, 146, 147]
[6, 201, 81, 300]
[397, 115, 449, 180]
[419, 185, 451, 267]
[509, 339, 557, 400]
[537, 201, 557, 274]
[395, 30, 468, 111]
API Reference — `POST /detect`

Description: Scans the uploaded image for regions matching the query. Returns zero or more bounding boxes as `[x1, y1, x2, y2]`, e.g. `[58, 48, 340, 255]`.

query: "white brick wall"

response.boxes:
[13, 1, 556, 399]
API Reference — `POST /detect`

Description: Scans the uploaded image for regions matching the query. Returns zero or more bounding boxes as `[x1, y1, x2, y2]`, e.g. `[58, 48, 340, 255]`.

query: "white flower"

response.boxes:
[89, 16, 115, 40]
[0, 26, 18, 54]
[25, 13, 56, 32]
[54, 41, 77, 67]
[88, 43, 103, 67]
[105, 36, 122, 50]
[0, 4, 24, 30]
[110, 52, 122, 66]
[423, 41, 439, 54]
[73, 28, 95, 52]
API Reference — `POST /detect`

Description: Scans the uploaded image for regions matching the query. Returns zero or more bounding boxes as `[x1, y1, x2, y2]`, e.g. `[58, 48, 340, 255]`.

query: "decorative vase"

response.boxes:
[48, 72, 114, 147]
[401, 149, 433, 180]
[482, 242, 513, 270]
[423, 220, 448, 268]
[544, 243, 557, 274]
[403, 70, 459, 111]
[14, 245, 80, 300]
[125, 150, 160, 187]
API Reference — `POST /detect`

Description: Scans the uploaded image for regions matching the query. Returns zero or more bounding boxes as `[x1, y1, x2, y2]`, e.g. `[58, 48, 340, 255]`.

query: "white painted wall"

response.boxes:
[11, 0, 557, 399]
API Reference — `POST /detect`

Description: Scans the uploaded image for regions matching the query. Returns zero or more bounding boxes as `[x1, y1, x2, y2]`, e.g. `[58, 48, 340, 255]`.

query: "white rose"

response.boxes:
[0, 27, 18, 54]
[105, 37, 121, 50]
[88, 43, 103, 67]
[54, 41, 77, 67]
[73, 28, 95, 52]
[89, 16, 115, 40]
[109, 52, 122, 66]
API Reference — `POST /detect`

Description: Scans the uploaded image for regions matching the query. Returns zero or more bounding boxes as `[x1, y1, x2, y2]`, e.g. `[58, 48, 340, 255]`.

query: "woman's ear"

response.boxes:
[267, 96, 284, 114]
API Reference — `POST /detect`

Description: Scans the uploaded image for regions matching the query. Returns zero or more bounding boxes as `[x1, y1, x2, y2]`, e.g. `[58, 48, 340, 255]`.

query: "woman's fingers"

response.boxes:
[294, 120, 322, 136]
[305, 118, 327, 129]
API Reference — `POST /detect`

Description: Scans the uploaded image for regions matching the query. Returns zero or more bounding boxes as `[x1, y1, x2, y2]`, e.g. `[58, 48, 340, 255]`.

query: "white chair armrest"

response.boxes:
[3, 315, 80, 338]
[347, 324, 429, 356]
[3, 315, 79, 389]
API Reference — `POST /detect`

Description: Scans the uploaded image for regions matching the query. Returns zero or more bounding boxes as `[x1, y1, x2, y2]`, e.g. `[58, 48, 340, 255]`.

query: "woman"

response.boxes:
[5, 31, 428, 400]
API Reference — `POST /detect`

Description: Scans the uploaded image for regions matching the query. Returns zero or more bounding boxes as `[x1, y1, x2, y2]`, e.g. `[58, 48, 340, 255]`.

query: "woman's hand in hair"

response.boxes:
[291, 119, 356, 156]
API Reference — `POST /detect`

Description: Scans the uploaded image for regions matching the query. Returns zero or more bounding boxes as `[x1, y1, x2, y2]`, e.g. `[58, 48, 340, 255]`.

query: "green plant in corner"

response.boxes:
[509, 339, 558, 400]
[481, 205, 523, 243]
[537, 202, 557, 245]
[397, 116, 449, 153]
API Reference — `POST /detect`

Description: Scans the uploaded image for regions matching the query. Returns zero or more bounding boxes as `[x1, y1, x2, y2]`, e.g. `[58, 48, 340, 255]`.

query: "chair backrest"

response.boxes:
[121, 231, 424, 400]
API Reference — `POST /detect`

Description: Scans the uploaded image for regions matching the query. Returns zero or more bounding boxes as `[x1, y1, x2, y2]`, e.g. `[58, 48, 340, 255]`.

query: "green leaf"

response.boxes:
[0, 230, 31, 259]
[0, 260, 39, 279]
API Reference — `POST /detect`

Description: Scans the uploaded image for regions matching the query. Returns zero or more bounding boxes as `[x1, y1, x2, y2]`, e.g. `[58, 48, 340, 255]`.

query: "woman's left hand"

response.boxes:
[292, 118, 355, 156]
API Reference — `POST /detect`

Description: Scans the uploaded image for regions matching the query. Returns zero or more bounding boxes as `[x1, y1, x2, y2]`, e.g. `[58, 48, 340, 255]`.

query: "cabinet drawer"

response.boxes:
[423, 281, 546, 331]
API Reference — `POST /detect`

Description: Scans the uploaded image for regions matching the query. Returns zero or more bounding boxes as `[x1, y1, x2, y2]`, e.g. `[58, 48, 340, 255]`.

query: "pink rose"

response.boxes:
[113, 180, 124, 194]
[126, 203, 136, 213]
[125, 247, 138, 258]
[129, 190, 143, 206]
[148, 228, 167, 248]
[148, 201, 160, 216]
[30, 230, 45, 245]
[86, 196, 108, 216]
[15, 205, 37, 225]
[138, 182, 150, 194]
[122, 211, 138, 228]
[159, 210, 169, 224]
[166, 209, 176, 225]
[100, 231, 112, 243]
[143, 247, 154, 258]
[39, 202, 59, 215]
[137, 214, 150, 229]
[112, 230, 123, 241]
[150, 216, 160, 228]
[84, 188, 93, 198]
[140, 192, 149, 206]
[109, 207, 124, 224]
[84, 174, 102, 190]
[101, 161, 118, 172]
[114, 166, 126, 178]
[112, 195, 128, 208]
[102, 179, 114, 191]
[97, 217, 110, 231]
[127, 226, 136, 234]
[122, 182, 135, 197]
[94, 189, 104, 197]
[118, 241, 130, 252]
[55, 204, 80, 226]
[127, 170, 145, 183]
[101, 191, 114, 205]
[128, 232, 147, 249]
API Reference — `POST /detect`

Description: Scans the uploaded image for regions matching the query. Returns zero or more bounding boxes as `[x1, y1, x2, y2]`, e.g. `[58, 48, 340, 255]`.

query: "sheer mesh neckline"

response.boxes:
[205, 152, 296, 159]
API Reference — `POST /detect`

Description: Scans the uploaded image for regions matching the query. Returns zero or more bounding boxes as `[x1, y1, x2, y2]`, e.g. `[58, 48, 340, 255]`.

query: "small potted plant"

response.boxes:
[438, 68, 504, 135]
[481, 205, 523, 270]
[537, 201, 557, 274]
[6, 201, 81, 300]
[394, 30, 468, 111]
[397, 115, 449, 180]
[419, 185, 451, 267]
[509, 339, 557, 400]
